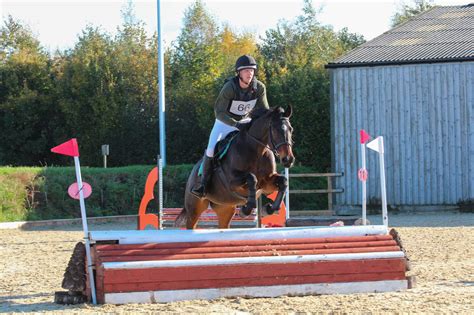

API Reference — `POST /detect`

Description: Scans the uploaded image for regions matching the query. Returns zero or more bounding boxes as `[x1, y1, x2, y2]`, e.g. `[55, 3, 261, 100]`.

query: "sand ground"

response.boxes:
[0, 211, 473, 314]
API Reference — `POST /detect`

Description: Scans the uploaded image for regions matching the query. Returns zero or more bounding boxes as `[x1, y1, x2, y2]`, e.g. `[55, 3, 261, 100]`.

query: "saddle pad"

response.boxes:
[198, 131, 238, 176]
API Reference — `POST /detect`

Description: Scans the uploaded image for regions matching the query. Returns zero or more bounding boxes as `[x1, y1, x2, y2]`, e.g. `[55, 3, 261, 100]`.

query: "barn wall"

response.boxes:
[330, 61, 474, 211]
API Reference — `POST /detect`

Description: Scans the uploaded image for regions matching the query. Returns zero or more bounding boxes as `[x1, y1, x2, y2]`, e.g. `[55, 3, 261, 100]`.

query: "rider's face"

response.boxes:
[239, 68, 255, 85]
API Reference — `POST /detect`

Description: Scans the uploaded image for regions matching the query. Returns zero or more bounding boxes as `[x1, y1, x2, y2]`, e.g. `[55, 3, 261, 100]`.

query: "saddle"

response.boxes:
[198, 131, 239, 176]
[214, 131, 239, 161]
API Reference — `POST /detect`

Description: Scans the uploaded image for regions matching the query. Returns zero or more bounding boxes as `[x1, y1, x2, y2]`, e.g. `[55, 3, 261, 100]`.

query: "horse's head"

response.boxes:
[269, 105, 295, 168]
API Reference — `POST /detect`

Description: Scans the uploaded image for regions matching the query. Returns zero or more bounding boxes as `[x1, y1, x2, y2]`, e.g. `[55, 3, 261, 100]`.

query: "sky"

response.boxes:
[1, 0, 469, 53]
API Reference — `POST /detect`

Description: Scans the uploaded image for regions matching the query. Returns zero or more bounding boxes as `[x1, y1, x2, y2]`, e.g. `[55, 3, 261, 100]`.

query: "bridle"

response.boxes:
[246, 116, 292, 158]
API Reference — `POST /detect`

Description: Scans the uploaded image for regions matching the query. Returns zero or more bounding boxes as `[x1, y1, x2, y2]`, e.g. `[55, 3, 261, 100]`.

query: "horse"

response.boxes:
[175, 105, 295, 229]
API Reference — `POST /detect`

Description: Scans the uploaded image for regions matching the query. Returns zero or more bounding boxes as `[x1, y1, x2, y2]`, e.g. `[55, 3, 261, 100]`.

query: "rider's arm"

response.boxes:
[255, 81, 270, 109]
[215, 82, 239, 126]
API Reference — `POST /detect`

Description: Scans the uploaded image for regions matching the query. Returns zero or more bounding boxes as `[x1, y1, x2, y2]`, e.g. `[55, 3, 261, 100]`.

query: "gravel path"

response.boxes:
[0, 211, 473, 313]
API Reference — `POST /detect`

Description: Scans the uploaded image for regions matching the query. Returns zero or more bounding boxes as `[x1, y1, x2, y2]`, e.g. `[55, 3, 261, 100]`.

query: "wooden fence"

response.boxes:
[288, 172, 344, 216]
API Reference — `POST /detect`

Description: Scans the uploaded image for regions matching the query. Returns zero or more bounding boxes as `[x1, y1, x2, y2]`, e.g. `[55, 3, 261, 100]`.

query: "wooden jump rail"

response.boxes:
[288, 172, 344, 216]
[84, 225, 411, 304]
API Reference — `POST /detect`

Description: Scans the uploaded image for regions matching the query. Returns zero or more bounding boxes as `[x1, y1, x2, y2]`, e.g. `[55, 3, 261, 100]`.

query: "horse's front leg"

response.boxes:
[263, 174, 288, 215]
[239, 173, 257, 217]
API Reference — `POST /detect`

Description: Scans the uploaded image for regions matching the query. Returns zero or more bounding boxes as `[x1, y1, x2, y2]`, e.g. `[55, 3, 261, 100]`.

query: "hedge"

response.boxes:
[0, 165, 327, 222]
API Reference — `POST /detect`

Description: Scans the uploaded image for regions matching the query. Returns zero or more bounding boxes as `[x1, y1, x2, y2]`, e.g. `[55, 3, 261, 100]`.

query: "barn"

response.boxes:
[325, 4, 474, 213]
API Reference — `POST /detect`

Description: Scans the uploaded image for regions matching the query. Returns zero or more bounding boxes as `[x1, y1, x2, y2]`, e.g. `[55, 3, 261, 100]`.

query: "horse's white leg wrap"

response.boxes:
[205, 119, 238, 157]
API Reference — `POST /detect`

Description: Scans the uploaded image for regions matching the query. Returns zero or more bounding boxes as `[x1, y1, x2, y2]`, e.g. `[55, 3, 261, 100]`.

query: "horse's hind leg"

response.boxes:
[185, 197, 209, 229]
[212, 204, 237, 229]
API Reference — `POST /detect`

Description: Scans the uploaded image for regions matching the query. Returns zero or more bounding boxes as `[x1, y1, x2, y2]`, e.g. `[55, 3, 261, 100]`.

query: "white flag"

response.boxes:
[367, 136, 384, 154]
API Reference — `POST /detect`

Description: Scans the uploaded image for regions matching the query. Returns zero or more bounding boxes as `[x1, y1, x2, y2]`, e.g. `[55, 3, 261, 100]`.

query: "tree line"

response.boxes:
[0, 0, 428, 169]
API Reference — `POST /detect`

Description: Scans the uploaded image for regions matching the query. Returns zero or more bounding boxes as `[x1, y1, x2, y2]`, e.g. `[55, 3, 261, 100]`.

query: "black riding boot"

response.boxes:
[191, 155, 213, 198]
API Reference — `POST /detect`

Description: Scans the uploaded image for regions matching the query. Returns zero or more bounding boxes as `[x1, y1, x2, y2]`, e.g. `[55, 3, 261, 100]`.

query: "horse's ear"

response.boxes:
[284, 105, 293, 118]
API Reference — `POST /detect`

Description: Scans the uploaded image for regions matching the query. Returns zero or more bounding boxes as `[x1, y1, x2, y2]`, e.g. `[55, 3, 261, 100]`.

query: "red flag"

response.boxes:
[51, 138, 80, 157]
[359, 129, 370, 144]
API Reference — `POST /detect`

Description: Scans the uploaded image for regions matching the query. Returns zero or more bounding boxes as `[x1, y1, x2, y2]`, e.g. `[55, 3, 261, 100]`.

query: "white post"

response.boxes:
[73, 156, 97, 305]
[361, 143, 367, 225]
[378, 137, 388, 227]
[284, 168, 290, 219]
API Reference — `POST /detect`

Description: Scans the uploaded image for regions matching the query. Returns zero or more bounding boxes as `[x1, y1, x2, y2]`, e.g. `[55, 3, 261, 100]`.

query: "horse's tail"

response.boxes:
[174, 207, 187, 228]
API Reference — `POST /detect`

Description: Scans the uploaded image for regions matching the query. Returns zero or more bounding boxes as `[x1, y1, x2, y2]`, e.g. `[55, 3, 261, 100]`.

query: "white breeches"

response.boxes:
[205, 119, 239, 157]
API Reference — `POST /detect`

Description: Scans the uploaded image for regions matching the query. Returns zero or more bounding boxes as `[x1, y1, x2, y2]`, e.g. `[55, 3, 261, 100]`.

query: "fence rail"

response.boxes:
[288, 172, 344, 216]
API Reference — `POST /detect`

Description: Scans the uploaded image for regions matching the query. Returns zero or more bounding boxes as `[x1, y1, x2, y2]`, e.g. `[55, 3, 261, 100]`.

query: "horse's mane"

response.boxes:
[250, 106, 284, 120]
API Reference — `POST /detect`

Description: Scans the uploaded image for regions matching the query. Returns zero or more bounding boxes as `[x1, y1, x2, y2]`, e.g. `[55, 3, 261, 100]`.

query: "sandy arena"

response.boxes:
[1, 211, 473, 313]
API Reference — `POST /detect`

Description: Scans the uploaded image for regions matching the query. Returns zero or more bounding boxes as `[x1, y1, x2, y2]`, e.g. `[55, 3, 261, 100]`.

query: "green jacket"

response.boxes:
[214, 76, 269, 126]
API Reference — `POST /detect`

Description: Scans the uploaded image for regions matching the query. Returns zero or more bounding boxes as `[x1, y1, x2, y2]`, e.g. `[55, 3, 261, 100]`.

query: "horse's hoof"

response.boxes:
[239, 207, 255, 218]
[263, 203, 277, 216]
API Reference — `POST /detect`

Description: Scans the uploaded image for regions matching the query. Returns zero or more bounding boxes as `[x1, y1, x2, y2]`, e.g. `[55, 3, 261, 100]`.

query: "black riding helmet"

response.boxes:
[235, 55, 257, 72]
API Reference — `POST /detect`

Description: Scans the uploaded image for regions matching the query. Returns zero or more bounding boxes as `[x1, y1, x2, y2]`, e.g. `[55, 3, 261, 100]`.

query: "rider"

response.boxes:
[191, 54, 270, 198]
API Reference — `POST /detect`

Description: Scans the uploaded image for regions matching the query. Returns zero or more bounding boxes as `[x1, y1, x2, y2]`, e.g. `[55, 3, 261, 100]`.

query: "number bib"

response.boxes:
[228, 99, 257, 116]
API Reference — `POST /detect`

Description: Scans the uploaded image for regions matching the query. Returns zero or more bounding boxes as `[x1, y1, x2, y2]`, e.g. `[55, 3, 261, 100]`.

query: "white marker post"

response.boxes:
[51, 139, 97, 305]
[367, 136, 388, 227]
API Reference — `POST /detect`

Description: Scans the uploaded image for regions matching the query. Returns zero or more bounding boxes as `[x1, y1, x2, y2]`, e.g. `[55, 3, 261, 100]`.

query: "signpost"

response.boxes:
[101, 144, 109, 168]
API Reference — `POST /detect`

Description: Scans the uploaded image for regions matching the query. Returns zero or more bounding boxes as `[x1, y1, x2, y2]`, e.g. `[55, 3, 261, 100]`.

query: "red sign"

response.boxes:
[358, 168, 368, 181]
[68, 182, 92, 199]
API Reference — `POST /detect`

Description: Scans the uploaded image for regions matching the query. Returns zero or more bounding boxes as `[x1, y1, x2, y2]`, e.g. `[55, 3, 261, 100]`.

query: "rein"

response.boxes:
[246, 117, 292, 157]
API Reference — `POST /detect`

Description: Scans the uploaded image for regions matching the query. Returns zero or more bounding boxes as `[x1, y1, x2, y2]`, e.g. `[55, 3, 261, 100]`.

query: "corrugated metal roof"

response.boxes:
[326, 4, 474, 68]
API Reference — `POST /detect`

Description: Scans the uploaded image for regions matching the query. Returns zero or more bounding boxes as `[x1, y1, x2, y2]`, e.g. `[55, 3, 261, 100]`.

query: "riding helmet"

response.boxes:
[235, 55, 257, 71]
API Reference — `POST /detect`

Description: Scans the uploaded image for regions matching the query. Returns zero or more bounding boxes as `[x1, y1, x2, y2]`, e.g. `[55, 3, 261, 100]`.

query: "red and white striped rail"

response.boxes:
[87, 225, 410, 304]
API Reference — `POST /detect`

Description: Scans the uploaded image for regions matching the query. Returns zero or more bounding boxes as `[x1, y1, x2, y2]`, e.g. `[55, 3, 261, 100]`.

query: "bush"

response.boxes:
[0, 165, 330, 222]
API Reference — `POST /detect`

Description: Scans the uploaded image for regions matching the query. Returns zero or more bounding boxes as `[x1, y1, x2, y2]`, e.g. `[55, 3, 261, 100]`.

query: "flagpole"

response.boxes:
[361, 143, 367, 225]
[72, 156, 97, 305]
[359, 130, 370, 226]
[157, 0, 166, 166]
[367, 136, 388, 228]
[51, 139, 97, 304]
[378, 137, 388, 227]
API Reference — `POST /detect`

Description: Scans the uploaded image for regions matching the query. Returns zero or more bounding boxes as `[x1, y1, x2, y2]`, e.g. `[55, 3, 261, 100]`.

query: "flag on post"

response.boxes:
[51, 139, 79, 157]
[367, 136, 384, 154]
[360, 129, 370, 144]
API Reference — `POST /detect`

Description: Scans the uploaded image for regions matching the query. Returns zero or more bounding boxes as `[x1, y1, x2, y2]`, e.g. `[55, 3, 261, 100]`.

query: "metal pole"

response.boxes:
[73, 156, 97, 305]
[103, 155, 107, 169]
[361, 143, 367, 225]
[158, 155, 164, 230]
[157, 0, 166, 166]
[378, 137, 388, 227]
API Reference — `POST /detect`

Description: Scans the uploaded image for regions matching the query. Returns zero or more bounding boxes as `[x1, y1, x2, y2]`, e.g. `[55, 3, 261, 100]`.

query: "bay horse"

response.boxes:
[175, 105, 295, 229]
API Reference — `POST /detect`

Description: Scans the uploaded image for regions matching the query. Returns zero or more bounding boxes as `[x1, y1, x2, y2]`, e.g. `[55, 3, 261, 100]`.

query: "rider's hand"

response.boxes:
[235, 117, 252, 130]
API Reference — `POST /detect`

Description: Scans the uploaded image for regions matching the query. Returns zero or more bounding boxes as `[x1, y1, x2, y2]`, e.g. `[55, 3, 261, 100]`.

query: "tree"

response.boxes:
[0, 16, 63, 165]
[391, 0, 435, 27]
[167, 0, 222, 163]
[259, 0, 364, 170]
